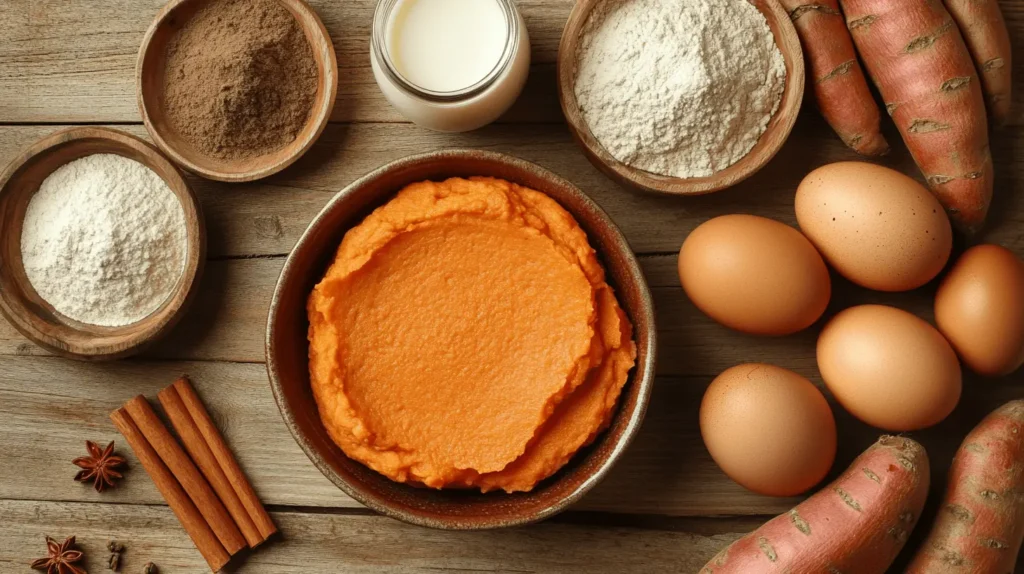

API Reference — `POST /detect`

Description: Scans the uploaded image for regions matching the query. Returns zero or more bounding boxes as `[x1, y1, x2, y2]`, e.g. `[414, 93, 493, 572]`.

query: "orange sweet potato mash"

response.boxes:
[307, 177, 636, 492]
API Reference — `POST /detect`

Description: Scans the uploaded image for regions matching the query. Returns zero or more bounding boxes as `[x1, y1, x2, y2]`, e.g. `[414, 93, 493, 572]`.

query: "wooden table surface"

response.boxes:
[1, 1, 1023, 572]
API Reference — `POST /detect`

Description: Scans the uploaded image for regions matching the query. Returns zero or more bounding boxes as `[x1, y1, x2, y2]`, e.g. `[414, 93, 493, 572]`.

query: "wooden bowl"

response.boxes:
[266, 150, 656, 529]
[557, 0, 804, 195]
[136, 0, 338, 182]
[0, 127, 205, 361]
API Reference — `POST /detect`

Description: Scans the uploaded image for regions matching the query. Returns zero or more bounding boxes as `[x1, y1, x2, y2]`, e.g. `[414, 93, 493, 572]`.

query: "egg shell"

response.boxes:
[678, 214, 831, 336]
[817, 304, 961, 431]
[935, 244, 1024, 377]
[795, 162, 952, 292]
[699, 363, 837, 497]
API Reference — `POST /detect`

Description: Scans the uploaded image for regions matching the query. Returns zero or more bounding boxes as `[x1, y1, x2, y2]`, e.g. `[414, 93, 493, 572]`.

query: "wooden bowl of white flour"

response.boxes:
[558, 0, 804, 195]
[0, 127, 205, 360]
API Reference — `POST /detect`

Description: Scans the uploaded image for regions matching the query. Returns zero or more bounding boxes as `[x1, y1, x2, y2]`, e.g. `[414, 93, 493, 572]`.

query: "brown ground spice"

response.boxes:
[162, 0, 318, 160]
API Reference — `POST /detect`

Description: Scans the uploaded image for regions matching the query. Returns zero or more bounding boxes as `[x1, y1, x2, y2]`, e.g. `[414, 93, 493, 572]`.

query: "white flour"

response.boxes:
[21, 153, 188, 327]
[574, 0, 786, 178]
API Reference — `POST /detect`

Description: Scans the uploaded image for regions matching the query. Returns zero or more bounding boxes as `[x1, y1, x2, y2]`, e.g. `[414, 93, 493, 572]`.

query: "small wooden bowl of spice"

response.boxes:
[0, 127, 205, 360]
[558, 0, 804, 195]
[137, 0, 338, 182]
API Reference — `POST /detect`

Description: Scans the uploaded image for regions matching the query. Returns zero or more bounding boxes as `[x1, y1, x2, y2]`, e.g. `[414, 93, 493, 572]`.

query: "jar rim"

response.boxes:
[371, 0, 519, 102]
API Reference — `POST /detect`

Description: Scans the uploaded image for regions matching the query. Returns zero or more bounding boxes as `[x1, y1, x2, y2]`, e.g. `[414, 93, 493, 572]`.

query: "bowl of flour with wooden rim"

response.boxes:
[0, 127, 205, 360]
[558, 0, 804, 195]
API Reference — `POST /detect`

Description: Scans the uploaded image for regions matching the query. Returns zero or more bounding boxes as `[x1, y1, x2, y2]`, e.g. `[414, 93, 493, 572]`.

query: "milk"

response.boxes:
[386, 0, 508, 93]
[370, 0, 531, 131]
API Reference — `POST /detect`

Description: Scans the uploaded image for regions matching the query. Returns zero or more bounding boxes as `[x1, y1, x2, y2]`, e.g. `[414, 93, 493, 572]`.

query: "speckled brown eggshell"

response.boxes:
[795, 162, 952, 292]
[678, 214, 831, 336]
[817, 304, 962, 431]
[935, 244, 1024, 377]
[699, 363, 837, 497]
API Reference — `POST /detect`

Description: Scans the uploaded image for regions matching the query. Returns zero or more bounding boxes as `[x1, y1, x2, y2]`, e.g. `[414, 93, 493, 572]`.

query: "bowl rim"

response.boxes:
[556, 0, 805, 195]
[0, 126, 206, 360]
[135, 0, 339, 183]
[265, 149, 657, 529]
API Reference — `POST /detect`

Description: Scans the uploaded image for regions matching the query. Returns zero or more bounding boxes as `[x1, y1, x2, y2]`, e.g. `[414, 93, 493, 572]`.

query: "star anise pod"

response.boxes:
[73, 440, 126, 492]
[30, 535, 86, 574]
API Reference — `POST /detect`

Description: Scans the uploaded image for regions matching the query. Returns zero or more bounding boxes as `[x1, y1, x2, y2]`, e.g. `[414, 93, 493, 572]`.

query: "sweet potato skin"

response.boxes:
[906, 400, 1024, 573]
[700, 436, 930, 573]
[839, 0, 993, 234]
[943, 0, 1013, 125]
[779, 0, 888, 155]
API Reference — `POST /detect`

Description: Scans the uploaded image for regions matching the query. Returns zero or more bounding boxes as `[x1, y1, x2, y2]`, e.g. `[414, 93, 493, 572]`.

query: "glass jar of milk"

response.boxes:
[371, 0, 531, 132]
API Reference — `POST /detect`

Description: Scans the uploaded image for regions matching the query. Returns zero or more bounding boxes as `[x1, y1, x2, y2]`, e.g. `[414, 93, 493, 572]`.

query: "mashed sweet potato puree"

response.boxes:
[307, 177, 636, 492]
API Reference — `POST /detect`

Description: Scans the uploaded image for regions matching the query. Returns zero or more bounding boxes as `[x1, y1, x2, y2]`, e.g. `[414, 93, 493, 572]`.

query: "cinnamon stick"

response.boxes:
[123, 396, 247, 555]
[159, 383, 263, 548]
[110, 408, 230, 573]
[173, 376, 278, 540]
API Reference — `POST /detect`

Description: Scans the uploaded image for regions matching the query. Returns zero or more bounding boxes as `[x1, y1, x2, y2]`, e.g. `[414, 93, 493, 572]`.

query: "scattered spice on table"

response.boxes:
[30, 535, 85, 574]
[73, 440, 127, 492]
[162, 0, 318, 160]
[107, 539, 125, 571]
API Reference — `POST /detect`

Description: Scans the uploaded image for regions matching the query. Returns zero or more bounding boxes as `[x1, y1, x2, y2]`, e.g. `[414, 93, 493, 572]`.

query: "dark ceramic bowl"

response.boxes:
[265, 150, 656, 529]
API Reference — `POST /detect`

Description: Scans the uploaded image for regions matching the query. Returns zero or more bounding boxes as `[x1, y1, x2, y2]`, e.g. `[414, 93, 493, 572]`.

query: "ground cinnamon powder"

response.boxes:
[162, 0, 318, 160]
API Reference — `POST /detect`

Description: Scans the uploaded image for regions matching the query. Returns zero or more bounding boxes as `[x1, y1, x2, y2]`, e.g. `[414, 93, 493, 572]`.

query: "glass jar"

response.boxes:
[370, 0, 531, 132]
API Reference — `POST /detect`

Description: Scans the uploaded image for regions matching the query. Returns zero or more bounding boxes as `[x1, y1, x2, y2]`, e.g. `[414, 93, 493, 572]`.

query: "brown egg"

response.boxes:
[817, 305, 961, 431]
[699, 363, 837, 497]
[935, 244, 1024, 377]
[678, 214, 831, 335]
[795, 162, 952, 292]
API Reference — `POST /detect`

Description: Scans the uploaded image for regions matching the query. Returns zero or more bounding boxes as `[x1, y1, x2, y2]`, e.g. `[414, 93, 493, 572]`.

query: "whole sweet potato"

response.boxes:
[906, 400, 1024, 573]
[780, 0, 888, 155]
[943, 0, 1013, 125]
[700, 436, 930, 573]
[839, 0, 993, 234]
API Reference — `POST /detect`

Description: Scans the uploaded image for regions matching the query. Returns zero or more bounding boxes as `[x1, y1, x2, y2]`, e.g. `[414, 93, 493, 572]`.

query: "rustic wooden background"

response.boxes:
[0, 1, 1022, 572]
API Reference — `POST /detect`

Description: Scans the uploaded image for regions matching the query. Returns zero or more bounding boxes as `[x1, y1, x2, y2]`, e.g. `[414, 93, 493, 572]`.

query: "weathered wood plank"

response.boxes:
[0, 500, 747, 573]
[2, 0, 1023, 125]
[2, 122, 1024, 259]
[0, 0, 566, 124]
[0, 253, 951, 377]
[0, 357, 775, 515]
[0, 356, 1020, 518]
[0, 257, 284, 361]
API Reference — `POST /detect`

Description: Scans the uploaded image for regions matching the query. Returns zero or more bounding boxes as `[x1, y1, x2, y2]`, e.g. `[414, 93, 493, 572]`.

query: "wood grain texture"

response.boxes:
[0, 254, 942, 374]
[0, 121, 1023, 259]
[0, 0, 568, 124]
[0, 0, 1022, 568]
[0, 253, 1007, 381]
[0, 0, 1019, 124]
[0, 500, 748, 573]
[0, 354, 1020, 520]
